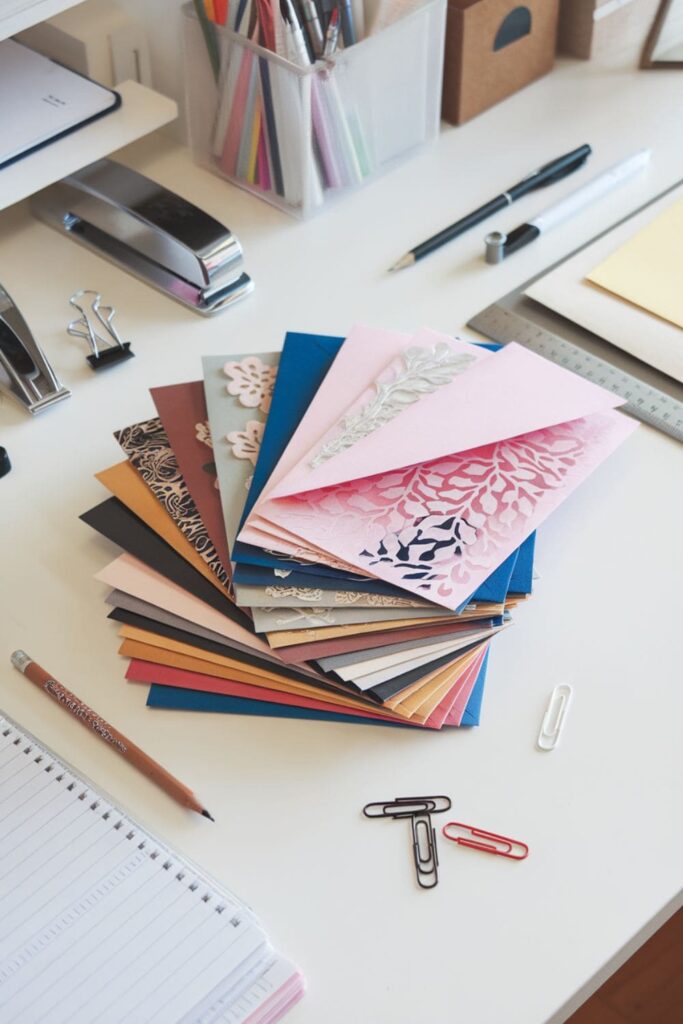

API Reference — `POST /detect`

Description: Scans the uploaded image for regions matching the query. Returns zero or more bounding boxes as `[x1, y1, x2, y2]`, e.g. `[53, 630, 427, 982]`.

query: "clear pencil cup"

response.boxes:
[182, 0, 447, 218]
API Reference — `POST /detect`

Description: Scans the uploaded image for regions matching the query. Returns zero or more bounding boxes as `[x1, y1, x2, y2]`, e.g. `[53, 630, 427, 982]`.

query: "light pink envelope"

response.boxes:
[241, 325, 427, 548]
[257, 325, 413, 499]
[270, 340, 625, 500]
[240, 329, 637, 608]
[242, 329, 488, 560]
[252, 411, 636, 609]
[240, 325, 477, 552]
[441, 651, 484, 727]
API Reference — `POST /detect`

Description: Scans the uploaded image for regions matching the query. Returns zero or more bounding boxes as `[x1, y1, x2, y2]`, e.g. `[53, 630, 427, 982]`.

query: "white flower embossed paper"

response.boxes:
[203, 353, 279, 551]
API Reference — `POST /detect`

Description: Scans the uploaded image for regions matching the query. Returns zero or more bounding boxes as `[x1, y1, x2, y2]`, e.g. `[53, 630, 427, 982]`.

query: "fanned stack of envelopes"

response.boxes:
[82, 326, 636, 730]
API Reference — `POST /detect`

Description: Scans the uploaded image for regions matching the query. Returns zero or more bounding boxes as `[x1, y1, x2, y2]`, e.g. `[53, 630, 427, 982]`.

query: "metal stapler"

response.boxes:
[30, 159, 254, 316]
[0, 284, 70, 415]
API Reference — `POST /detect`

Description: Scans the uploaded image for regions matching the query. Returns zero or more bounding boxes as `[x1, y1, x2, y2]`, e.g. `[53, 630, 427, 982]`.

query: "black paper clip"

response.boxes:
[363, 795, 451, 889]
[67, 290, 134, 370]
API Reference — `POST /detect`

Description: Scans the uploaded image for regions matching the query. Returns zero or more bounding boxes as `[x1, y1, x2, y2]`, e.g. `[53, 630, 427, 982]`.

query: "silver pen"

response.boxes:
[301, 0, 324, 55]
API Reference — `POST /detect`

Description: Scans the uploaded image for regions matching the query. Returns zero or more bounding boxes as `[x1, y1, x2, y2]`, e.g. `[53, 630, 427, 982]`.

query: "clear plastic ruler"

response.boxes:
[468, 304, 683, 443]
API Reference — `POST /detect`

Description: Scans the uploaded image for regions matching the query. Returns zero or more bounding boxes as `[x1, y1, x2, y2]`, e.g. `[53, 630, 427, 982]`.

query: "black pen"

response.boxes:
[389, 144, 592, 272]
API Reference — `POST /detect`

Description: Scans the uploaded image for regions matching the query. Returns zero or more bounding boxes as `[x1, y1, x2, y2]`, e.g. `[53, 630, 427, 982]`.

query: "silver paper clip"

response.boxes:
[537, 683, 572, 751]
[67, 290, 134, 370]
[0, 283, 71, 414]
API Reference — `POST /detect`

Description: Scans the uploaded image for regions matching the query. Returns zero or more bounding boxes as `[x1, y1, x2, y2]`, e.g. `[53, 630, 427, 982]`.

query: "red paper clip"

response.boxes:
[442, 822, 529, 860]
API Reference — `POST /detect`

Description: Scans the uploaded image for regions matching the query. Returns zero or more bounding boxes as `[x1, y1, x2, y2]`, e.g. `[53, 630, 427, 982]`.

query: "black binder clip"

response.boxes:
[67, 290, 134, 370]
[363, 795, 451, 889]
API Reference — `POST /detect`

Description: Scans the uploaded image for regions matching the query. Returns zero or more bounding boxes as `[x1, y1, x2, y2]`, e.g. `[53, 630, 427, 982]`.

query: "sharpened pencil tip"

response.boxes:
[202, 809, 215, 822]
[388, 253, 415, 272]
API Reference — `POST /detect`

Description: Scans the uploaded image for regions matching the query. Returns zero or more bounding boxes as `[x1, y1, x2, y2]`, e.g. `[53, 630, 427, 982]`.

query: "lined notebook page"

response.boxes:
[0, 713, 303, 1024]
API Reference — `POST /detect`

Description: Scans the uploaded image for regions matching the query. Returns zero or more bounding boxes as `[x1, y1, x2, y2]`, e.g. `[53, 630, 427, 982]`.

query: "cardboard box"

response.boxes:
[442, 0, 559, 125]
[557, 0, 661, 62]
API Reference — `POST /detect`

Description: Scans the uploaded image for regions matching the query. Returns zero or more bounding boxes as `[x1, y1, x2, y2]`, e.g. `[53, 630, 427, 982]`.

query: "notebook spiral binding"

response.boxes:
[0, 718, 229, 913]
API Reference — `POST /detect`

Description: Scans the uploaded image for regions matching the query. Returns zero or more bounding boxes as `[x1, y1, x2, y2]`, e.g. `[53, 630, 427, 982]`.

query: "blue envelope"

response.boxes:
[232, 332, 533, 604]
[239, 332, 344, 527]
[460, 648, 489, 726]
[147, 686, 415, 728]
[233, 547, 518, 605]
[509, 533, 535, 594]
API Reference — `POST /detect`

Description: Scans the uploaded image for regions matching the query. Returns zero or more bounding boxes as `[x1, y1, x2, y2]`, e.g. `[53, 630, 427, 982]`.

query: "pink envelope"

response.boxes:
[240, 330, 637, 610]
[270, 340, 625, 499]
[241, 325, 427, 550]
[433, 648, 484, 728]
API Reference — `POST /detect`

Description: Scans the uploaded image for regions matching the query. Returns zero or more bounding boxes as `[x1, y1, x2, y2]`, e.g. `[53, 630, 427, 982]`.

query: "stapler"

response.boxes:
[30, 159, 254, 316]
[0, 284, 71, 415]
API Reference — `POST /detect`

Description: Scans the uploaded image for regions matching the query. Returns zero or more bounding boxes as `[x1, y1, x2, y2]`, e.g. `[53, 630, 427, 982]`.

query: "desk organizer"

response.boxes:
[442, 0, 559, 125]
[182, 1, 446, 218]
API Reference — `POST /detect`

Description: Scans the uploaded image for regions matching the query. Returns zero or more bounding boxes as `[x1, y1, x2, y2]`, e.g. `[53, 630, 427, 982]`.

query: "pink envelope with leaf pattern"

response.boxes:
[240, 332, 638, 611]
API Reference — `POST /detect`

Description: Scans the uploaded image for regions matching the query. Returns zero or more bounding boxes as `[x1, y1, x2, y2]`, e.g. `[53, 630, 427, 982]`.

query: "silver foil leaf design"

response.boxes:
[310, 343, 474, 468]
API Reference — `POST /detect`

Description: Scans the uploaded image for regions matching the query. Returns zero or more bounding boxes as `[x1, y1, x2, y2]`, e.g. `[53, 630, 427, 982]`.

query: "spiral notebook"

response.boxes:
[0, 711, 304, 1024]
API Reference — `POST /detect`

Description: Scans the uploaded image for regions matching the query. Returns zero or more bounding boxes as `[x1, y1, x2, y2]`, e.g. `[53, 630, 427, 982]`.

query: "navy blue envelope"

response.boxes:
[233, 548, 519, 605]
[460, 648, 489, 726]
[509, 533, 535, 594]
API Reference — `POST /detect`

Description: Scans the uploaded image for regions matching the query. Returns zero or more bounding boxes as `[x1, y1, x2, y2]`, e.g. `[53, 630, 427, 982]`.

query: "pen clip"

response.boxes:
[516, 144, 592, 195]
[535, 151, 591, 187]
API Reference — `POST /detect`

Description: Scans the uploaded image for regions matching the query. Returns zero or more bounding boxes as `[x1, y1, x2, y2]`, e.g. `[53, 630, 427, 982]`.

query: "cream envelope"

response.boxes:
[241, 331, 637, 610]
[587, 195, 683, 332]
[526, 185, 683, 383]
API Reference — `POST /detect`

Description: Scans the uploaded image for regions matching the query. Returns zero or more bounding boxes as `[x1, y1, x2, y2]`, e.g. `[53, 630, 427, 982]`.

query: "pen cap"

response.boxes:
[485, 231, 506, 264]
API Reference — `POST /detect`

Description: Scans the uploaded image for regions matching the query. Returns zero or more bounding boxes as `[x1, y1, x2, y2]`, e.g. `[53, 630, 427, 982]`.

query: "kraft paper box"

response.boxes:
[442, 0, 559, 125]
[557, 0, 660, 61]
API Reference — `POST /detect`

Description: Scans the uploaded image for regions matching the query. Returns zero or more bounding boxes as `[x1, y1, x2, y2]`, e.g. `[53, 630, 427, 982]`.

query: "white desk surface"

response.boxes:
[1, 55, 682, 1024]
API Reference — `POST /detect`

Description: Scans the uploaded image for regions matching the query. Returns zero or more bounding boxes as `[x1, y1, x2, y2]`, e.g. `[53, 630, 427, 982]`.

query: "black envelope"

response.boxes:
[80, 497, 252, 630]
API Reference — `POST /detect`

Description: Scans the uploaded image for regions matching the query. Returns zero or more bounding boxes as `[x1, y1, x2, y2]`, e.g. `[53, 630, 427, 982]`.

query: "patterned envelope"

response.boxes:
[115, 418, 231, 590]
